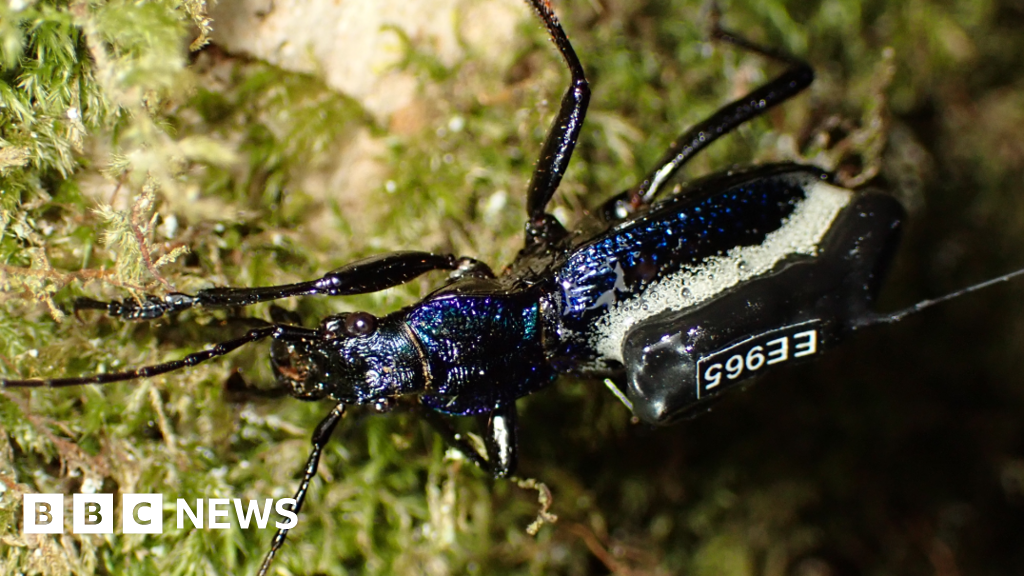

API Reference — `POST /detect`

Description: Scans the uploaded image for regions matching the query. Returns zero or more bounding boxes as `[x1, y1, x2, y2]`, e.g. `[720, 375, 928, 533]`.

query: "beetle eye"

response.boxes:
[343, 311, 377, 337]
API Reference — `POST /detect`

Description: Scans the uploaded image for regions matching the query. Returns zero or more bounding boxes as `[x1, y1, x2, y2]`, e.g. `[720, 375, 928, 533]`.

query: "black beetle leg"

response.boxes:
[257, 403, 346, 576]
[419, 402, 520, 479]
[76, 250, 464, 321]
[522, 0, 591, 245]
[603, 9, 814, 219]
[448, 256, 496, 281]
[419, 408, 495, 476]
[483, 402, 519, 479]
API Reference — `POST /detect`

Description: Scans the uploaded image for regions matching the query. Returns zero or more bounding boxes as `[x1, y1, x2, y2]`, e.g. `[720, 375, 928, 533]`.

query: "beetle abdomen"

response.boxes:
[621, 190, 905, 424]
[555, 165, 855, 367]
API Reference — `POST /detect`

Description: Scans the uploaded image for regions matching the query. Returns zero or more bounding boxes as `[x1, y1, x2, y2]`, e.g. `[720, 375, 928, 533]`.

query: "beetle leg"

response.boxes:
[420, 408, 495, 475]
[75, 251, 465, 321]
[522, 0, 591, 245]
[606, 11, 814, 218]
[448, 256, 496, 281]
[257, 403, 345, 576]
[484, 402, 519, 479]
[418, 402, 519, 479]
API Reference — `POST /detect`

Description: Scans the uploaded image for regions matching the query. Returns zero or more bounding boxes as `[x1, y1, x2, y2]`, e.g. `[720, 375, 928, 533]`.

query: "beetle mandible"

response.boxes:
[4, 1, 1024, 574]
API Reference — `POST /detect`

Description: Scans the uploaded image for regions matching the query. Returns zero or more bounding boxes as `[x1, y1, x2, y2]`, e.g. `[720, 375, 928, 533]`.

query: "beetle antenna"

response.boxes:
[855, 267, 1024, 329]
[1, 323, 318, 389]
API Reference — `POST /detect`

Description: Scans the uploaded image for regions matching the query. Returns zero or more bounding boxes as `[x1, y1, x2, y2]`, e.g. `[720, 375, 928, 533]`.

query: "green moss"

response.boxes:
[3, 0, 1024, 575]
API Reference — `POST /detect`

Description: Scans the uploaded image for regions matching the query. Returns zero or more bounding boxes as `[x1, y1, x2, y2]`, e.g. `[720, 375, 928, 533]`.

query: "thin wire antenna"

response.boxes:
[0, 323, 318, 389]
[854, 267, 1024, 329]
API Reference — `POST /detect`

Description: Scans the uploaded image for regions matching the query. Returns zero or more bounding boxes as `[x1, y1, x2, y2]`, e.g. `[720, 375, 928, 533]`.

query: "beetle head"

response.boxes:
[270, 311, 423, 404]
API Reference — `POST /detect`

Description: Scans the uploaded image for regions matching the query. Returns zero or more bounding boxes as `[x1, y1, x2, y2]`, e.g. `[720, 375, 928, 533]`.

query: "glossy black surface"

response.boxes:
[621, 193, 905, 424]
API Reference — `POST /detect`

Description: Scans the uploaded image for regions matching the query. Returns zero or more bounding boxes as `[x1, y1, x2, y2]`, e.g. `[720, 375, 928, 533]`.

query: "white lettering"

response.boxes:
[704, 363, 722, 390]
[208, 498, 230, 529]
[697, 320, 822, 398]
[22, 494, 298, 534]
[793, 330, 817, 357]
[234, 499, 274, 529]
[725, 354, 744, 379]
[177, 499, 203, 529]
[765, 336, 788, 364]
[275, 498, 298, 529]
[745, 345, 765, 371]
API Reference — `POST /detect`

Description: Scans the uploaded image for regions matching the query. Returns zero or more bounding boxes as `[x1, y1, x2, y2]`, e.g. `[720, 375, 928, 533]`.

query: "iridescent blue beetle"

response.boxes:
[5, 1, 1022, 574]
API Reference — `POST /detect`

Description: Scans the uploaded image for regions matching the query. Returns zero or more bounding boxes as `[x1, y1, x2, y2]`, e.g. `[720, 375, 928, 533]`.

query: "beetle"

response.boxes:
[3, 0, 1024, 574]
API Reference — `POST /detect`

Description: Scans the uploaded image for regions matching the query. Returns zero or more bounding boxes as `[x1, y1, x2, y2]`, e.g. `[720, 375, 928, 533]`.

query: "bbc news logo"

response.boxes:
[23, 494, 297, 534]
